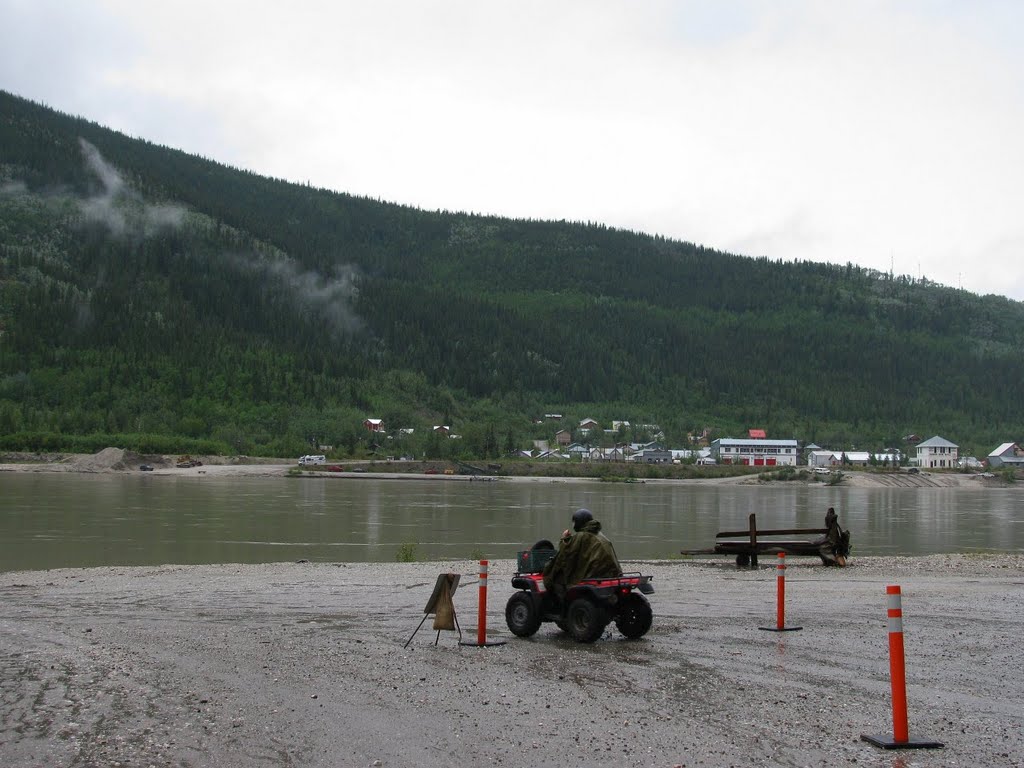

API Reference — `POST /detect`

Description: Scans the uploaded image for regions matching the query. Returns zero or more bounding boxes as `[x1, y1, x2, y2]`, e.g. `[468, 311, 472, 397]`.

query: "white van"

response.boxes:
[299, 455, 327, 466]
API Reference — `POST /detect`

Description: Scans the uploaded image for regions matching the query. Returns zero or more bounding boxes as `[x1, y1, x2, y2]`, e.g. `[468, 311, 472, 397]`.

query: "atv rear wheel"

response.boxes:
[566, 597, 608, 643]
[505, 592, 542, 637]
[614, 593, 653, 639]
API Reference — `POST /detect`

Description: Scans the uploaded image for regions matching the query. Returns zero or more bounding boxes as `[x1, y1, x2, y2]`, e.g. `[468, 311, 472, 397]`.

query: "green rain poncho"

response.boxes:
[542, 519, 622, 595]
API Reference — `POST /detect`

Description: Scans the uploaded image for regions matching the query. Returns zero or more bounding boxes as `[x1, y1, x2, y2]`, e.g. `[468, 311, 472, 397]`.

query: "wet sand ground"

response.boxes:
[2, 555, 1022, 767]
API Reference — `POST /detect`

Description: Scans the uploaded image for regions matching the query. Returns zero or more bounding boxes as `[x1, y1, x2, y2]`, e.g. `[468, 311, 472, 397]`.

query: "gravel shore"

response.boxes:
[2, 555, 1022, 767]
[1, 448, 1004, 489]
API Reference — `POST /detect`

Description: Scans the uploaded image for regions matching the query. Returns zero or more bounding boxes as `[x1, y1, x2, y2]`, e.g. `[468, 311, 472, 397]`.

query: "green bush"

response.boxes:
[395, 542, 419, 563]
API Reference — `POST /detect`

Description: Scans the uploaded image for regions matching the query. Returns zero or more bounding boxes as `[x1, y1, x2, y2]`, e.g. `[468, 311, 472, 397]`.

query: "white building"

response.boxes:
[873, 451, 902, 467]
[710, 437, 799, 467]
[809, 449, 901, 468]
[808, 450, 838, 468]
[669, 448, 712, 463]
[914, 436, 959, 469]
[841, 451, 872, 467]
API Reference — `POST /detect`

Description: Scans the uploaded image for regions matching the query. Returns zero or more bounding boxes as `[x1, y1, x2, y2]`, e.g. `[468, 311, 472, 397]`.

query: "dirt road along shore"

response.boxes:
[2, 555, 1022, 767]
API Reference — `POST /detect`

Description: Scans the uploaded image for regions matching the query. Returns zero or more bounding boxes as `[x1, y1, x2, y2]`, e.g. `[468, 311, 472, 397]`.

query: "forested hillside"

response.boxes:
[2, 89, 1022, 459]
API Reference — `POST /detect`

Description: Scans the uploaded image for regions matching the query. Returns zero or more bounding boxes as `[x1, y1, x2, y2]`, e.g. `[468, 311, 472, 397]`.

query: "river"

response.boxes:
[1, 474, 1022, 571]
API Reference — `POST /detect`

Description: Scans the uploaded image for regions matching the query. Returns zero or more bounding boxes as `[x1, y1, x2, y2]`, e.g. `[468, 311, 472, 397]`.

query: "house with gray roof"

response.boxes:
[987, 443, 1024, 469]
[914, 435, 958, 469]
[630, 447, 672, 464]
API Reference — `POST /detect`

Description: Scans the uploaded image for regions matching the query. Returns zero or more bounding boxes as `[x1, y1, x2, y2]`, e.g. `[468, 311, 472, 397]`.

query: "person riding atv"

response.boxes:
[506, 511, 653, 643]
[542, 509, 621, 600]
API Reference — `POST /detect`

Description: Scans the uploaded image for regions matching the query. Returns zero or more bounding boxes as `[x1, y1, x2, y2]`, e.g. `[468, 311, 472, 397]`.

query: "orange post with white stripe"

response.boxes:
[459, 559, 506, 648]
[887, 585, 910, 743]
[758, 552, 801, 632]
[861, 585, 943, 750]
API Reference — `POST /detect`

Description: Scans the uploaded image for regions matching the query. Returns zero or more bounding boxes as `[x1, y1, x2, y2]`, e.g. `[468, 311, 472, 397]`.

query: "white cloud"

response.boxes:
[78, 138, 186, 237]
[2, 0, 1023, 299]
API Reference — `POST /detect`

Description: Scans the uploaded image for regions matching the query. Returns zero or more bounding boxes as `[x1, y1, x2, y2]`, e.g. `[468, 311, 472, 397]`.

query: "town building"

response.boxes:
[914, 436, 959, 469]
[987, 443, 1024, 469]
[586, 446, 624, 462]
[809, 449, 903, 468]
[710, 437, 799, 466]
[631, 447, 672, 464]
[808, 450, 839, 469]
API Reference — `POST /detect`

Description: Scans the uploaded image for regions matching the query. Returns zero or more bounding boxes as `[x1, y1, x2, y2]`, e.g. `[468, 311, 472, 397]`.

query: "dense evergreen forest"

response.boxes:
[2, 89, 1022, 460]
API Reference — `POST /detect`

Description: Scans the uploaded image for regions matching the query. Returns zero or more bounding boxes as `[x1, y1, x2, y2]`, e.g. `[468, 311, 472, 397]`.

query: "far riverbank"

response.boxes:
[0, 448, 1013, 489]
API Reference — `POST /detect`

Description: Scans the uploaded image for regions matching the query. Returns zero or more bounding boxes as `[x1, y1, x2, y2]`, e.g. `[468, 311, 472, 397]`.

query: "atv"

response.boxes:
[505, 541, 655, 643]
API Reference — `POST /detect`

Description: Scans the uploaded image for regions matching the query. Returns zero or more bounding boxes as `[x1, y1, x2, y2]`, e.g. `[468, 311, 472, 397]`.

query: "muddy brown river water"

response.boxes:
[2, 473, 1022, 572]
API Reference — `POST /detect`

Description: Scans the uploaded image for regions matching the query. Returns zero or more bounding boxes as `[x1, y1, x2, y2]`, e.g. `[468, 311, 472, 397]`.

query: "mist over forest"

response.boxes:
[2, 89, 1023, 461]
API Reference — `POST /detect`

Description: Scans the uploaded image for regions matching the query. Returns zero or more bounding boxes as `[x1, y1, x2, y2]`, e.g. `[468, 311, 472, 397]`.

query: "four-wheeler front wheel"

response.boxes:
[566, 597, 608, 643]
[505, 592, 542, 637]
[614, 593, 653, 639]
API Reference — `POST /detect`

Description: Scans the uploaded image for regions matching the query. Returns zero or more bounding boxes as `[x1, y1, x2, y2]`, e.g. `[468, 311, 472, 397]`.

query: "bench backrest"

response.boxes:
[716, 513, 827, 542]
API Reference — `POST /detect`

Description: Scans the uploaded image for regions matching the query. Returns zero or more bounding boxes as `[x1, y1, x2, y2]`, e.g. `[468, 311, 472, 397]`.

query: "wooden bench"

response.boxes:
[681, 512, 849, 568]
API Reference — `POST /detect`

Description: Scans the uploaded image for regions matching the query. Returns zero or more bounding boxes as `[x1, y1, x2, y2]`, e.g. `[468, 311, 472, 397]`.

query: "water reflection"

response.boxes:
[0, 474, 1021, 571]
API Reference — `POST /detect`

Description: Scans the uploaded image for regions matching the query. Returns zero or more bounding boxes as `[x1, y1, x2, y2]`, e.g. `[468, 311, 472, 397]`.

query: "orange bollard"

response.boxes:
[477, 559, 488, 645]
[459, 559, 506, 647]
[759, 553, 801, 632]
[776, 553, 786, 628]
[861, 585, 943, 750]
[888, 585, 910, 743]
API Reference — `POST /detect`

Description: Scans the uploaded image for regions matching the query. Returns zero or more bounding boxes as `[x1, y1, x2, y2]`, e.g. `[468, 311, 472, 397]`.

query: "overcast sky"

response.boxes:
[3, 0, 1023, 301]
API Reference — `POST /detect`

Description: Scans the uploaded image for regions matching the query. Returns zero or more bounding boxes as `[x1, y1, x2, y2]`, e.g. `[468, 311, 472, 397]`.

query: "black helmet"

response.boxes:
[571, 508, 593, 531]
